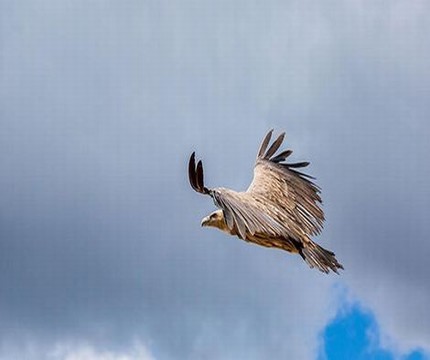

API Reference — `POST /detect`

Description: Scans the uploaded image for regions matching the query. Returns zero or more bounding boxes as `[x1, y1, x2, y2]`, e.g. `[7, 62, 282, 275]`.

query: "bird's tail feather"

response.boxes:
[299, 241, 344, 274]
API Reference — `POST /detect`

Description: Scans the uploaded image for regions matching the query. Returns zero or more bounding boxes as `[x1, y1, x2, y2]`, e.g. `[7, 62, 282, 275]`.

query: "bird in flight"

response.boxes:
[188, 130, 343, 274]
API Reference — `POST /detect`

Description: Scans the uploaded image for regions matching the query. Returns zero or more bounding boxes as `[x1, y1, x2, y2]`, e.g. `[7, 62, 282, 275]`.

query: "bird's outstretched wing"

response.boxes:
[188, 130, 324, 242]
[247, 130, 324, 239]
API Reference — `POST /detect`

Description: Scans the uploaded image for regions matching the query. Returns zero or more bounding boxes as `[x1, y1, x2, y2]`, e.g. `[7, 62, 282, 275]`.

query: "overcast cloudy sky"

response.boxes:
[1, 1, 429, 359]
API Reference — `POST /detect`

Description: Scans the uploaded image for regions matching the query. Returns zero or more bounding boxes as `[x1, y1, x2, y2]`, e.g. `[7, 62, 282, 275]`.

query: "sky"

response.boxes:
[1, 0, 429, 359]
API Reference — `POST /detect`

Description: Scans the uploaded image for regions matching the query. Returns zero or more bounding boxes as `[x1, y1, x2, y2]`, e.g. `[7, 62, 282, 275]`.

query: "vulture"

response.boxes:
[188, 130, 343, 274]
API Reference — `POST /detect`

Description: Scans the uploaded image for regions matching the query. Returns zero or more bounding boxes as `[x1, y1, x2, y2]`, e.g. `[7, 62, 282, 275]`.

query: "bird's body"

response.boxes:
[203, 209, 300, 253]
[189, 130, 343, 274]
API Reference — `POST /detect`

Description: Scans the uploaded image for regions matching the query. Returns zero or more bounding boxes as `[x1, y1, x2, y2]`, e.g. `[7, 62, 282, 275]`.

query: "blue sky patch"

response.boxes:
[320, 304, 429, 360]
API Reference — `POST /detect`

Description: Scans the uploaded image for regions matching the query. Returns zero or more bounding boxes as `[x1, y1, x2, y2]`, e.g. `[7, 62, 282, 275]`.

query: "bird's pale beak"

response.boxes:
[201, 216, 210, 227]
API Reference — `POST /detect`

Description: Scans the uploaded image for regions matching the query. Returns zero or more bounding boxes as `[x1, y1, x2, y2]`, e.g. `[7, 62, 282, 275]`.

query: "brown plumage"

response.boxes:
[188, 130, 343, 274]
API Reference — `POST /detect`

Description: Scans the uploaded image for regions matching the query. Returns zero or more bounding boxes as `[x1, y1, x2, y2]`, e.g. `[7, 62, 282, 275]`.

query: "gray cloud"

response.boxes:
[307, 2, 430, 352]
[1, 0, 429, 358]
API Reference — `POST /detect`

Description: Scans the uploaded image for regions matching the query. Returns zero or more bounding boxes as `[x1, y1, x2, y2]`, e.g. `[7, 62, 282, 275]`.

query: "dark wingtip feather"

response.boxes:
[264, 132, 286, 159]
[257, 129, 274, 159]
[271, 149, 293, 163]
[188, 152, 198, 191]
[286, 161, 310, 168]
[287, 168, 316, 180]
[196, 160, 204, 190]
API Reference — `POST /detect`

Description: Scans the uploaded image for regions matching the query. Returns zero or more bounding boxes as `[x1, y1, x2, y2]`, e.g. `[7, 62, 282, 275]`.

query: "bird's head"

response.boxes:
[201, 210, 227, 231]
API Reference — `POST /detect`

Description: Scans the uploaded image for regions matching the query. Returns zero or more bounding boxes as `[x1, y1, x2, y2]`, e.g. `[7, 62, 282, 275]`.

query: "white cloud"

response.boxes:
[0, 340, 155, 360]
[51, 342, 155, 360]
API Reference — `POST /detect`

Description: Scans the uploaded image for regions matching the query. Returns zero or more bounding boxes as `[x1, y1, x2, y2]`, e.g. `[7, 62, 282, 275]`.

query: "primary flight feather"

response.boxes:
[188, 130, 343, 274]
